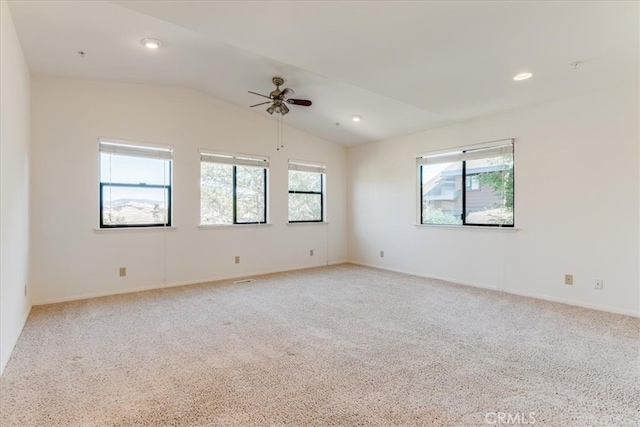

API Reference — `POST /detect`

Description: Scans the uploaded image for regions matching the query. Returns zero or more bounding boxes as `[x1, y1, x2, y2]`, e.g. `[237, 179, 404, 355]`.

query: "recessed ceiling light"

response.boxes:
[352, 115, 362, 122]
[141, 38, 161, 49]
[513, 72, 532, 81]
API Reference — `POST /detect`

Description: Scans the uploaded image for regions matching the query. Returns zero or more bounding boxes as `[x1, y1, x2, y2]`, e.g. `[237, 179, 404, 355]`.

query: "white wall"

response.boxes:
[30, 77, 347, 304]
[348, 85, 639, 316]
[0, 0, 32, 374]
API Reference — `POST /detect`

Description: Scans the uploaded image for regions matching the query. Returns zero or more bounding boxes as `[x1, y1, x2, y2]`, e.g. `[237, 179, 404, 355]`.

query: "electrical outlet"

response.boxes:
[594, 279, 603, 290]
[119, 267, 126, 277]
[310, 249, 314, 256]
[380, 250, 384, 258]
[564, 274, 573, 285]
[235, 256, 240, 264]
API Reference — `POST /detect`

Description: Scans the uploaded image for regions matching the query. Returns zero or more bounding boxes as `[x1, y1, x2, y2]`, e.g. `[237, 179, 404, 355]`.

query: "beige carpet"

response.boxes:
[1, 264, 638, 426]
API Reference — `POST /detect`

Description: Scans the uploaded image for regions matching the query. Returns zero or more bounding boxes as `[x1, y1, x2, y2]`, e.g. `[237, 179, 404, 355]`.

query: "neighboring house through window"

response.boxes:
[418, 139, 514, 227]
[99, 138, 173, 228]
[288, 161, 325, 222]
[200, 151, 268, 225]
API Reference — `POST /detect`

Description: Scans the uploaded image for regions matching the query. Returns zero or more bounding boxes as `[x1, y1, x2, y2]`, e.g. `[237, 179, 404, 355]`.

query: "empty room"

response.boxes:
[1, 1, 638, 426]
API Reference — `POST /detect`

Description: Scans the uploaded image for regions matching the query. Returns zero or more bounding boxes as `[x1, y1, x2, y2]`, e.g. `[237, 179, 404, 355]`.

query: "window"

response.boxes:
[418, 140, 514, 227]
[288, 161, 325, 222]
[466, 175, 480, 191]
[99, 139, 172, 228]
[200, 151, 268, 225]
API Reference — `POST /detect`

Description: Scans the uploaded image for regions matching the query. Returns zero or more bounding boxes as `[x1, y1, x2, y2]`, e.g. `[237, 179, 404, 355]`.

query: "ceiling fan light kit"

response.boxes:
[265, 100, 289, 115]
[249, 77, 312, 116]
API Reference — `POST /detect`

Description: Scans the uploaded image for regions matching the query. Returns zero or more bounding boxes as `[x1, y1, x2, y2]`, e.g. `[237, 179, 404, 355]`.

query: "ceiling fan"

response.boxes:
[249, 77, 312, 115]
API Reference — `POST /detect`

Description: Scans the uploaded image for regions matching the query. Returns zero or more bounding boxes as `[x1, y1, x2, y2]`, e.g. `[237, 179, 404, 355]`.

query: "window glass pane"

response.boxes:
[466, 175, 480, 190]
[421, 162, 463, 225]
[288, 170, 321, 192]
[102, 186, 169, 225]
[289, 193, 322, 222]
[465, 154, 514, 225]
[100, 153, 170, 185]
[236, 166, 265, 223]
[200, 163, 233, 225]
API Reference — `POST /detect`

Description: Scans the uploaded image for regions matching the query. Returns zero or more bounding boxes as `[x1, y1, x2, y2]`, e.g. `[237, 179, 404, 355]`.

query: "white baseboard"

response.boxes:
[31, 260, 637, 318]
[33, 260, 349, 306]
[502, 288, 639, 317]
[347, 261, 639, 318]
[348, 261, 502, 292]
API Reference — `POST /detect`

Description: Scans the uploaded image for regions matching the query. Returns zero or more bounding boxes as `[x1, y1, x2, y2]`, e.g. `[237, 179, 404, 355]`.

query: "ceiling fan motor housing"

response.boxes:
[270, 77, 286, 98]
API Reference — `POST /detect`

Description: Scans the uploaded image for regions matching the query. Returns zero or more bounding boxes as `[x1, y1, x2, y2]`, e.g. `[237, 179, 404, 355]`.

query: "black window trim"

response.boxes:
[99, 138, 173, 229]
[199, 150, 269, 226]
[288, 173, 324, 223]
[419, 140, 514, 228]
[231, 165, 268, 225]
[100, 182, 172, 228]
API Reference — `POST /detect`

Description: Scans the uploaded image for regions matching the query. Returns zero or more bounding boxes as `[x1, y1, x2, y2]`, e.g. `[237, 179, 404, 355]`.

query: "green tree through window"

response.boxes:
[200, 152, 267, 225]
[288, 162, 325, 222]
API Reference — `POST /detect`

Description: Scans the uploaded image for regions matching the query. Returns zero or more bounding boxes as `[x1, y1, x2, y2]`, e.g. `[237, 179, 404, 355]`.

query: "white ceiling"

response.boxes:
[7, 0, 639, 146]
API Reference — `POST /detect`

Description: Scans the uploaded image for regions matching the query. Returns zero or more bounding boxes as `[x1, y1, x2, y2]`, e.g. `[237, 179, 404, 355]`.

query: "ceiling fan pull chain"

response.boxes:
[249, 77, 311, 150]
[280, 115, 284, 149]
[276, 114, 283, 151]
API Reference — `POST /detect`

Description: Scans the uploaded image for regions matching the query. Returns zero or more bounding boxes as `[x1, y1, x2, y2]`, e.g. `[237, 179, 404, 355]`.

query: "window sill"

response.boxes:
[287, 222, 328, 226]
[198, 223, 272, 229]
[414, 224, 520, 232]
[94, 226, 177, 233]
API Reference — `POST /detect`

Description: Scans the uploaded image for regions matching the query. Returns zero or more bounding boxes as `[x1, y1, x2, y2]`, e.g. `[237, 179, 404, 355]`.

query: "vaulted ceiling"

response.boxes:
[8, 1, 639, 146]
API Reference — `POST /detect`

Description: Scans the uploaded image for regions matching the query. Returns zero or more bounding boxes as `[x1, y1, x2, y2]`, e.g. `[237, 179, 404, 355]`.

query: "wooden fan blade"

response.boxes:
[281, 88, 295, 98]
[250, 101, 272, 108]
[248, 91, 272, 100]
[286, 99, 312, 106]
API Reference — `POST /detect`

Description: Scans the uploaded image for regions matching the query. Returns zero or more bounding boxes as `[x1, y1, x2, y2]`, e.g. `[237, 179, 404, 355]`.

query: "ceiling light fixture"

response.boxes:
[352, 115, 362, 122]
[513, 72, 532, 81]
[141, 38, 161, 49]
[266, 101, 290, 116]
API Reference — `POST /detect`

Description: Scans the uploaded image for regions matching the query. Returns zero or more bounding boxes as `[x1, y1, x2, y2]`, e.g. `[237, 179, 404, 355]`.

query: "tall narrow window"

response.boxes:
[288, 161, 325, 223]
[200, 151, 268, 225]
[99, 139, 173, 228]
[418, 140, 514, 227]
